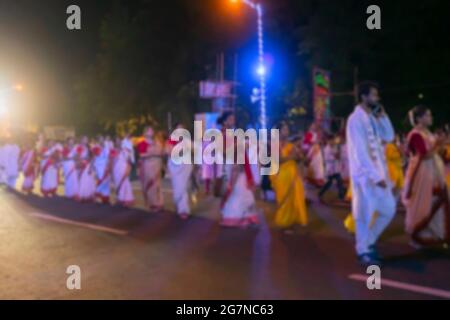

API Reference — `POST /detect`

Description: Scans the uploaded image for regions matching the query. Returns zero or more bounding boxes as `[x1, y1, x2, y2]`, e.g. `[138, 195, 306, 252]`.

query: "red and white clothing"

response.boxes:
[220, 153, 260, 227]
[306, 143, 325, 187]
[40, 146, 59, 197]
[112, 140, 134, 206]
[20, 148, 36, 193]
[93, 144, 111, 203]
[402, 129, 450, 245]
[137, 139, 163, 210]
[77, 144, 96, 201]
[62, 145, 79, 199]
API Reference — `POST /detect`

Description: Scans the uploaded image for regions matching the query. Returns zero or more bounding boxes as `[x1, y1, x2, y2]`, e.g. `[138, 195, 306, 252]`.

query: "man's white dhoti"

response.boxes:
[347, 105, 396, 255]
[351, 177, 396, 255]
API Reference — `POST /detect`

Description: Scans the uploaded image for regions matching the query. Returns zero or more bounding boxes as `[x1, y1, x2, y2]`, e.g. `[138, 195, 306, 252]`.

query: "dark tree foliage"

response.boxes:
[74, 0, 450, 134]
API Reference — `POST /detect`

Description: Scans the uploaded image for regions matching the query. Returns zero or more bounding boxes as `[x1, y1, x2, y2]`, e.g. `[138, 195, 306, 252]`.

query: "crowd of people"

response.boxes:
[1, 82, 449, 267]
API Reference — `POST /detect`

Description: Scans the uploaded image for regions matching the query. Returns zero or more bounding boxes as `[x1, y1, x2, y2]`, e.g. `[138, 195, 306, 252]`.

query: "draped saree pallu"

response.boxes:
[402, 129, 450, 246]
[40, 148, 58, 197]
[93, 145, 111, 204]
[138, 140, 163, 211]
[220, 153, 259, 228]
[77, 145, 96, 202]
[270, 142, 308, 228]
[20, 149, 36, 193]
[62, 146, 79, 200]
[113, 147, 135, 207]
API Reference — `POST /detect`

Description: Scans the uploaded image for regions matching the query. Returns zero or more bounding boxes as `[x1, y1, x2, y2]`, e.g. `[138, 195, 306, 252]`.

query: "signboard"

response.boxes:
[199, 81, 234, 99]
[313, 67, 331, 122]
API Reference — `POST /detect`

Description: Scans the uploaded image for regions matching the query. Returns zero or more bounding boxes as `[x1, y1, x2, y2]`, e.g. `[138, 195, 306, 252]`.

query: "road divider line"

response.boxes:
[349, 274, 450, 299]
[30, 212, 128, 236]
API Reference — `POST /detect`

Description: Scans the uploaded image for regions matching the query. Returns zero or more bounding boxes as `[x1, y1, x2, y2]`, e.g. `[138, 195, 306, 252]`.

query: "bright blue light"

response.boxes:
[256, 64, 266, 76]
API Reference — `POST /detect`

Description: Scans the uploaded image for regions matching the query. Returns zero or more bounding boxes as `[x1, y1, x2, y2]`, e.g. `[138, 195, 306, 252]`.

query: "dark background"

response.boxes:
[1, 0, 449, 134]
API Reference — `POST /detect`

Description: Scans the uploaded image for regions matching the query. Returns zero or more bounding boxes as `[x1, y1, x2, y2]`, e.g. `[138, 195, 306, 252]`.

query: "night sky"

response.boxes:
[0, 0, 449, 130]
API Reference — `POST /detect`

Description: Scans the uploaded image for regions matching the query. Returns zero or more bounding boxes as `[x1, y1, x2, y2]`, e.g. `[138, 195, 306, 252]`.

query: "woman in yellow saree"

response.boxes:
[270, 122, 308, 229]
[385, 137, 405, 194]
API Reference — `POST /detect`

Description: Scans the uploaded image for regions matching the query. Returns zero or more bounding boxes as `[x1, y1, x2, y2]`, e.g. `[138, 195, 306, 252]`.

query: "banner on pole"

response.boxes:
[312, 67, 331, 122]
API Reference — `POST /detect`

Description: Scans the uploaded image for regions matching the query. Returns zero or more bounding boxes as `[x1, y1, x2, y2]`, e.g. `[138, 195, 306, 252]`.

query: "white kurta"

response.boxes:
[347, 106, 396, 255]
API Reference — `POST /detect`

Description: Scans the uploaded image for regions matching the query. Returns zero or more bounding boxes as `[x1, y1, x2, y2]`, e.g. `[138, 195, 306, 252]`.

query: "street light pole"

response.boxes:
[235, 0, 268, 129]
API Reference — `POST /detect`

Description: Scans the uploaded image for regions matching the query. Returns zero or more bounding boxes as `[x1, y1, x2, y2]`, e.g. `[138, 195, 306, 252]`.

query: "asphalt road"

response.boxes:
[0, 180, 449, 300]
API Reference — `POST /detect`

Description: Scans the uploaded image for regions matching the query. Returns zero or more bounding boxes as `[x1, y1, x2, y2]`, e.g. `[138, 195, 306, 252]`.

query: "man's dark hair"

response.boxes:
[358, 81, 379, 102]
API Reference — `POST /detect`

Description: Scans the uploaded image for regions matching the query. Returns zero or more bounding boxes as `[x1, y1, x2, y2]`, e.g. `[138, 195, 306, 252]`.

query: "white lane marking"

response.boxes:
[30, 212, 128, 236]
[349, 274, 450, 299]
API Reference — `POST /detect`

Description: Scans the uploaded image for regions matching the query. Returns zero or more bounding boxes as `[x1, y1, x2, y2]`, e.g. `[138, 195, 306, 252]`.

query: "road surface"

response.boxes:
[0, 180, 449, 300]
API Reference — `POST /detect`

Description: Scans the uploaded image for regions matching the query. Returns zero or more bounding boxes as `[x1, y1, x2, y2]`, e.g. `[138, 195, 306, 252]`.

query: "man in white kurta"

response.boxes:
[346, 83, 396, 266]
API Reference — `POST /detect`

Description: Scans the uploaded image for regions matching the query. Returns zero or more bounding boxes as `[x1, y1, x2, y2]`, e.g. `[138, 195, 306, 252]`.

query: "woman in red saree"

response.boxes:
[402, 106, 450, 248]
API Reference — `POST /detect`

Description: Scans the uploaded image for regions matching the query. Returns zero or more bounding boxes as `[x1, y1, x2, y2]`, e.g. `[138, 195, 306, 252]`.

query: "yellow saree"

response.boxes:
[270, 142, 308, 227]
[385, 143, 404, 190]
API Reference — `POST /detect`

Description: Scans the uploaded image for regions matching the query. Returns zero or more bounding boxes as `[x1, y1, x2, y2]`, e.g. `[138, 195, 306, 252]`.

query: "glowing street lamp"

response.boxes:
[229, 0, 268, 129]
[14, 84, 24, 92]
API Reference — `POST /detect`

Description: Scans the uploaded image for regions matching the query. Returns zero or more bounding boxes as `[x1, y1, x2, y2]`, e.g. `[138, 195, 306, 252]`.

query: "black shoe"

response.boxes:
[358, 253, 382, 267]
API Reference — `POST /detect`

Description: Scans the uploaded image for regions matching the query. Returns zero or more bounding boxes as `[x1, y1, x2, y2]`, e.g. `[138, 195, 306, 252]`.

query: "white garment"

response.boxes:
[168, 159, 193, 215]
[221, 172, 257, 223]
[94, 144, 111, 200]
[40, 147, 59, 195]
[77, 145, 96, 201]
[0, 145, 6, 184]
[3, 144, 20, 189]
[113, 148, 134, 205]
[346, 105, 396, 255]
[62, 147, 79, 199]
[20, 149, 36, 192]
[323, 144, 340, 176]
[307, 144, 325, 183]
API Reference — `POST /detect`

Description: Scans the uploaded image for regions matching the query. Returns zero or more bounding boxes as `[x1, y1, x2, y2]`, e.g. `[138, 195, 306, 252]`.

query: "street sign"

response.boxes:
[199, 81, 235, 99]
